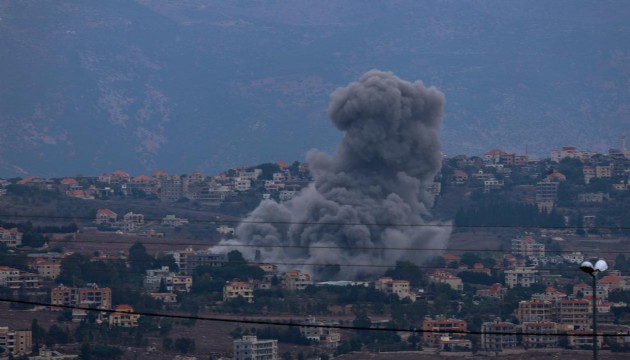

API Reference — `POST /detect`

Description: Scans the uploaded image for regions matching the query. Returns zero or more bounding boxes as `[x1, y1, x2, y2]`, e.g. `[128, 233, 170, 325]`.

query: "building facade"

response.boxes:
[233, 336, 278, 360]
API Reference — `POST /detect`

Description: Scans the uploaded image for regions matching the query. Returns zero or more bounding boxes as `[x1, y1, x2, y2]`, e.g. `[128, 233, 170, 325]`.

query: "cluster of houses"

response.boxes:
[447, 141, 630, 213]
[95, 208, 145, 232]
[232, 315, 342, 360]
[404, 232, 630, 351]
[0, 252, 67, 289]
[222, 267, 314, 303]
[94, 208, 192, 234]
[0, 160, 311, 206]
[431, 270, 630, 353]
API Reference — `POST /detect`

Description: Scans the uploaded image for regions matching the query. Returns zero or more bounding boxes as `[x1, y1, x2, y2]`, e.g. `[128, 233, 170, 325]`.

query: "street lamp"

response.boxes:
[579, 259, 608, 360]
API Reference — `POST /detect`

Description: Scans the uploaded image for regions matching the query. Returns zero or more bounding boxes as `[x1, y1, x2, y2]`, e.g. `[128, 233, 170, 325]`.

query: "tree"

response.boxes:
[384, 261, 424, 287]
[163, 338, 173, 351]
[174, 337, 195, 354]
[31, 319, 45, 354]
[228, 250, 246, 264]
[353, 310, 371, 329]
[46, 324, 70, 346]
[128, 242, 155, 273]
[57, 253, 89, 286]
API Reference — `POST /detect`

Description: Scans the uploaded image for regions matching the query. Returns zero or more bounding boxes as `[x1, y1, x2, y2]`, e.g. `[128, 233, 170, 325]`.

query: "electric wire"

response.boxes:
[0, 297, 625, 338]
[9, 254, 629, 274]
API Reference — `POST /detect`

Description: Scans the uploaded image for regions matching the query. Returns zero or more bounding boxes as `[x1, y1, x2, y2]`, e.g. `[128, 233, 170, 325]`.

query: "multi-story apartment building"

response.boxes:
[481, 321, 518, 351]
[129, 175, 158, 195]
[557, 299, 591, 331]
[143, 266, 192, 293]
[223, 281, 254, 303]
[0, 266, 40, 289]
[583, 166, 596, 184]
[283, 270, 313, 291]
[505, 267, 538, 288]
[0, 227, 22, 247]
[517, 300, 555, 323]
[233, 336, 278, 360]
[522, 322, 558, 348]
[535, 180, 559, 212]
[550, 146, 579, 163]
[421, 316, 467, 346]
[30, 259, 61, 279]
[511, 235, 545, 258]
[0, 327, 32, 356]
[595, 164, 613, 179]
[186, 251, 228, 274]
[428, 271, 464, 292]
[567, 330, 603, 349]
[158, 175, 183, 202]
[109, 305, 140, 328]
[234, 178, 252, 192]
[0, 266, 21, 288]
[375, 277, 416, 301]
[51, 284, 112, 310]
[170, 248, 227, 275]
[573, 282, 608, 300]
[299, 316, 341, 348]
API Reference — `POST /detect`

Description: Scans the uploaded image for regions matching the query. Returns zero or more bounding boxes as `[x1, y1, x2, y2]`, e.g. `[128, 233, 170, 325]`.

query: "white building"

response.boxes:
[235, 178, 252, 192]
[505, 267, 538, 288]
[233, 335, 278, 360]
[162, 214, 189, 227]
[279, 190, 297, 201]
[563, 252, 584, 264]
[299, 316, 341, 348]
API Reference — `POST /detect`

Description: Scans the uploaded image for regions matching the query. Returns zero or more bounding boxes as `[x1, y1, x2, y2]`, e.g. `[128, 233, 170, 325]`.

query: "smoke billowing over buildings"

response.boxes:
[219, 70, 451, 279]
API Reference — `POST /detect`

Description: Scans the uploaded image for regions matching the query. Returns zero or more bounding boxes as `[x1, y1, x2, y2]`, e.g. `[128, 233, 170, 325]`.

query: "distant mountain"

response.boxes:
[1, 0, 629, 177]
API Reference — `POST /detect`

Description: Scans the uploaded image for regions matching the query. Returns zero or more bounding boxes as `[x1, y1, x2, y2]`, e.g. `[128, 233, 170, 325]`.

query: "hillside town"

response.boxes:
[2, 139, 630, 359]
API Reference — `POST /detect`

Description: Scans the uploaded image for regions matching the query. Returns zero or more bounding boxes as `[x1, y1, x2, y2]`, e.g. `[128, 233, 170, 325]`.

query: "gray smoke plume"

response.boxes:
[218, 70, 450, 279]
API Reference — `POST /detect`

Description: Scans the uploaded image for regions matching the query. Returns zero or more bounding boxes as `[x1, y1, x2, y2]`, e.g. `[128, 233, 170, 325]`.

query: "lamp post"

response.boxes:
[579, 259, 608, 360]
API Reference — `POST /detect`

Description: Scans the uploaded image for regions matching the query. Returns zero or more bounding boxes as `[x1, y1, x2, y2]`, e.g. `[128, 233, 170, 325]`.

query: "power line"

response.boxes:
[0, 297, 623, 338]
[12, 256, 630, 275]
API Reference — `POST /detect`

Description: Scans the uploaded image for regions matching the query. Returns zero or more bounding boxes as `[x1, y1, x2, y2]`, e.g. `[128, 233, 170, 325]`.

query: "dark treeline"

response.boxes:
[0, 220, 78, 234]
[454, 200, 565, 229]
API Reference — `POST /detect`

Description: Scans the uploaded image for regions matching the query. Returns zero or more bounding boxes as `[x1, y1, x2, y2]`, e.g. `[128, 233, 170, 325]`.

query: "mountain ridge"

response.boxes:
[1, 1, 629, 177]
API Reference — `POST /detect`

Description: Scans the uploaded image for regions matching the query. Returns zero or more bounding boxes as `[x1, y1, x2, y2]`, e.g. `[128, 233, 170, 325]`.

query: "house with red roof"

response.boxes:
[484, 148, 508, 164]
[442, 254, 460, 266]
[451, 169, 468, 185]
[109, 304, 139, 327]
[476, 283, 507, 300]
[599, 275, 627, 292]
[0, 227, 22, 247]
[110, 170, 130, 184]
[95, 209, 117, 225]
[17, 176, 38, 185]
[546, 170, 567, 182]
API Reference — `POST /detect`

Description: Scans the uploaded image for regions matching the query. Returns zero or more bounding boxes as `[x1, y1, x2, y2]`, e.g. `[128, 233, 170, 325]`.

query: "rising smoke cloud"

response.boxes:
[219, 70, 451, 279]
